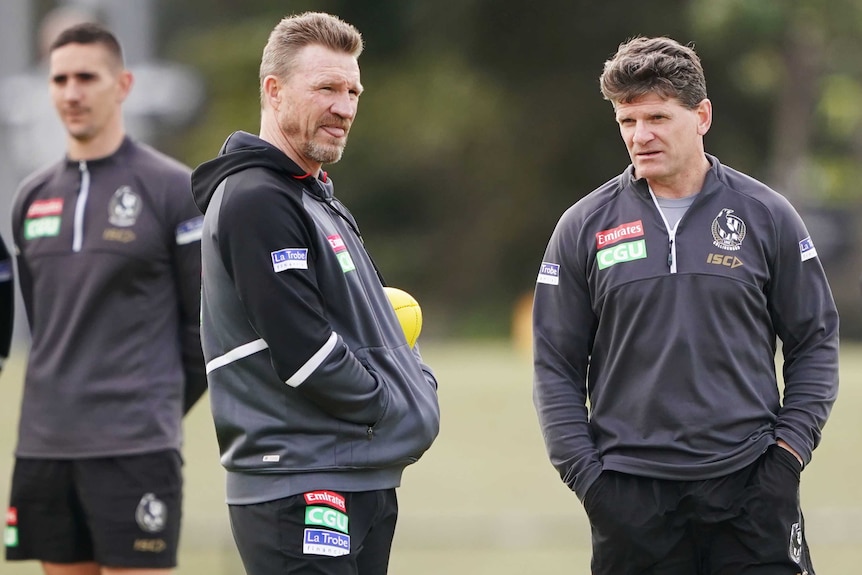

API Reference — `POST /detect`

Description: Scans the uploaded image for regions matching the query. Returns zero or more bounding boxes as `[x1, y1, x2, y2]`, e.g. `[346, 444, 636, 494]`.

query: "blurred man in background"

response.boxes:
[191, 11, 440, 575]
[532, 36, 838, 574]
[4, 22, 206, 575]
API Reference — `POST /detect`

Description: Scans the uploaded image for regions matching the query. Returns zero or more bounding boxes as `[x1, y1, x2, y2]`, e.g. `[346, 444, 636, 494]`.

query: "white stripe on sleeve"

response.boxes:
[206, 338, 269, 373]
[285, 332, 338, 388]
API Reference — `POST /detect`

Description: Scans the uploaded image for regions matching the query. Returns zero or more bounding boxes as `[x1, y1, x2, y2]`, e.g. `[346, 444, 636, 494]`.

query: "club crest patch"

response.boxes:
[272, 248, 308, 272]
[537, 262, 560, 285]
[109, 186, 142, 227]
[788, 521, 803, 563]
[711, 208, 746, 251]
[799, 236, 817, 262]
[135, 493, 167, 533]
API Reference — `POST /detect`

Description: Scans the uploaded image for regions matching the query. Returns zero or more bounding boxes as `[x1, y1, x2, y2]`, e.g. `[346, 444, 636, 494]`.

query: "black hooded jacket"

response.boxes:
[191, 131, 440, 504]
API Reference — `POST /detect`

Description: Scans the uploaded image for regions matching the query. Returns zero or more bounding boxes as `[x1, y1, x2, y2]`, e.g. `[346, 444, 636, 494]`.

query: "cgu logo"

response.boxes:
[706, 253, 743, 268]
[597, 239, 647, 270]
[305, 506, 349, 534]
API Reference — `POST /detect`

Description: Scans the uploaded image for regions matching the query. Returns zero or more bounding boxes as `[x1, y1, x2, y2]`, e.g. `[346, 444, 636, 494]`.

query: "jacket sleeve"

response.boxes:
[0, 235, 13, 369]
[168, 175, 207, 414]
[532, 208, 603, 501]
[767, 199, 839, 466]
[217, 179, 385, 425]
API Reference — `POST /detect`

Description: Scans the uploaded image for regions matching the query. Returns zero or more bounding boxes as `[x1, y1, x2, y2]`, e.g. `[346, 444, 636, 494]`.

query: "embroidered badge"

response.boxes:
[135, 493, 167, 533]
[303, 528, 350, 557]
[176, 216, 204, 245]
[597, 239, 647, 270]
[303, 490, 346, 512]
[305, 506, 349, 534]
[4, 507, 17, 548]
[26, 198, 63, 218]
[24, 217, 61, 239]
[711, 208, 746, 251]
[799, 236, 817, 262]
[108, 186, 142, 227]
[537, 262, 560, 285]
[327, 234, 355, 273]
[272, 248, 308, 272]
[596, 220, 644, 249]
[788, 522, 803, 563]
[0, 261, 12, 282]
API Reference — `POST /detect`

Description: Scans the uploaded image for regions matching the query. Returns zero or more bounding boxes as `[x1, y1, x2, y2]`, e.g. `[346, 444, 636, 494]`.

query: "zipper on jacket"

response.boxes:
[366, 426, 374, 440]
[667, 231, 678, 273]
[648, 188, 680, 274]
[72, 160, 90, 253]
[667, 238, 674, 269]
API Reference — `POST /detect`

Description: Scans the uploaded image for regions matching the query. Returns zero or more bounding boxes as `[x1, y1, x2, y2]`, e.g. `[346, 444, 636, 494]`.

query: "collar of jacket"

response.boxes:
[623, 153, 724, 199]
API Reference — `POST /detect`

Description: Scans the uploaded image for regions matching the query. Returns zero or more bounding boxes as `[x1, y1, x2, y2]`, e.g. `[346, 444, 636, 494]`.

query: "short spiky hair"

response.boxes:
[259, 11, 363, 105]
[599, 36, 707, 109]
[49, 22, 124, 67]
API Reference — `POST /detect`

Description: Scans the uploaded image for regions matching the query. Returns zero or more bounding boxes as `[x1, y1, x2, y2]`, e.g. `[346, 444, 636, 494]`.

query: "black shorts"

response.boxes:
[5, 450, 182, 568]
[583, 444, 814, 575]
[229, 488, 398, 575]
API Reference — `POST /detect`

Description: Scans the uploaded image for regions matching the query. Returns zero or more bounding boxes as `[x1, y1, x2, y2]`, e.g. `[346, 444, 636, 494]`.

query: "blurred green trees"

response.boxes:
[152, 0, 862, 337]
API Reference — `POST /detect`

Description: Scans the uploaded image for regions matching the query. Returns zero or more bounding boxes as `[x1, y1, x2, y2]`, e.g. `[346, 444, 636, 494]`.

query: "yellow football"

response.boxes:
[383, 287, 423, 348]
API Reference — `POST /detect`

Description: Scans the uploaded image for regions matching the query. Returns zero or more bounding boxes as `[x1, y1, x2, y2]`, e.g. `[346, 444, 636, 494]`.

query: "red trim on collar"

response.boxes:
[291, 171, 328, 182]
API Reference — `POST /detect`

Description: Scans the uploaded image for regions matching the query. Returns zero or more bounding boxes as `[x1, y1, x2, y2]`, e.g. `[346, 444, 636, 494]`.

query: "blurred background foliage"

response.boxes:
[67, 0, 862, 336]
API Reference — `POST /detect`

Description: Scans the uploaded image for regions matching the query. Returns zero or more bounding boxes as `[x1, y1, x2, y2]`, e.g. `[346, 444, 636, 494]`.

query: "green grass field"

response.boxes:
[1, 340, 860, 574]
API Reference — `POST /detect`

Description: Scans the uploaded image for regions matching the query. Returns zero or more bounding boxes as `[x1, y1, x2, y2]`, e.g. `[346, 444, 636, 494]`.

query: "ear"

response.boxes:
[262, 75, 282, 110]
[696, 98, 712, 136]
[117, 69, 133, 103]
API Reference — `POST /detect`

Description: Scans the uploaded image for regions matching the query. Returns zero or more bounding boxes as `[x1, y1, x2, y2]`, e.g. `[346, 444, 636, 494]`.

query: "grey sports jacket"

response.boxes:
[533, 155, 839, 501]
[191, 131, 440, 504]
[12, 137, 206, 458]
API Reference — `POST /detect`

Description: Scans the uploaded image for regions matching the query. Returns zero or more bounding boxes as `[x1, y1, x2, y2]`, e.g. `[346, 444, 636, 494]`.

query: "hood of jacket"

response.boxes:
[191, 130, 332, 213]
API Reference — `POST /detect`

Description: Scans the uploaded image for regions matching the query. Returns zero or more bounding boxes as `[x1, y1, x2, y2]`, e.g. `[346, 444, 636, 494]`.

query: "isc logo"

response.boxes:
[706, 253, 743, 268]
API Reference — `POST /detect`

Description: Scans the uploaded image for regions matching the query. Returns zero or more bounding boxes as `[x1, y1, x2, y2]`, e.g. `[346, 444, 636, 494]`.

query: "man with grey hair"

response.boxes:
[191, 12, 440, 575]
[533, 36, 837, 574]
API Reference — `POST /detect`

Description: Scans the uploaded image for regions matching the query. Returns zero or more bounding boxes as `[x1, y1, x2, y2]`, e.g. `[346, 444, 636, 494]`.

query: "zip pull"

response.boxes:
[366, 426, 374, 440]
[667, 238, 674, 268]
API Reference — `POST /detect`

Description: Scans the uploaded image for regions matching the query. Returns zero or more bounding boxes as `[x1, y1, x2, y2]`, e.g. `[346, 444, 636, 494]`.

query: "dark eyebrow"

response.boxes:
[51, 71, 98, 83]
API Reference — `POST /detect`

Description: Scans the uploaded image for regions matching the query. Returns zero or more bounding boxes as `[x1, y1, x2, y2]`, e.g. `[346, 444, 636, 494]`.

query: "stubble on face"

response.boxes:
[301, 115, 349, 164]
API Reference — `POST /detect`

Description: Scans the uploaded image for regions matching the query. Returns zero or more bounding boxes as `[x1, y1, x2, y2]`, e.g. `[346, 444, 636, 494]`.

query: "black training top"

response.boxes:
[533, 155, 839, 501]
[12, 137, 207, 458]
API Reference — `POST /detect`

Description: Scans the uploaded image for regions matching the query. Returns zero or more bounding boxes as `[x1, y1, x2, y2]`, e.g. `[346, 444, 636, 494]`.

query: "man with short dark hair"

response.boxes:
[533, 36, 838, 574]
[5, 22, 206, 575]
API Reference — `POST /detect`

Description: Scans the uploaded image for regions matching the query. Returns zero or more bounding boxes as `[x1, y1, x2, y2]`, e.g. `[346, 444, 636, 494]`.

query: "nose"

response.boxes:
[330, 92, 357, 121]
[632, 121, 654, 145]
[62, 79, 83, 102]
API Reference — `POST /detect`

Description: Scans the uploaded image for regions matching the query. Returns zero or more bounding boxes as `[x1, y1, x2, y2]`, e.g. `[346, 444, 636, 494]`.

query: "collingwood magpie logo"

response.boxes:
[788, 522, 803, 564]
[135, 493, 167, 533]
[711, 208, 746, 251]
[109, 186, 142, 227]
